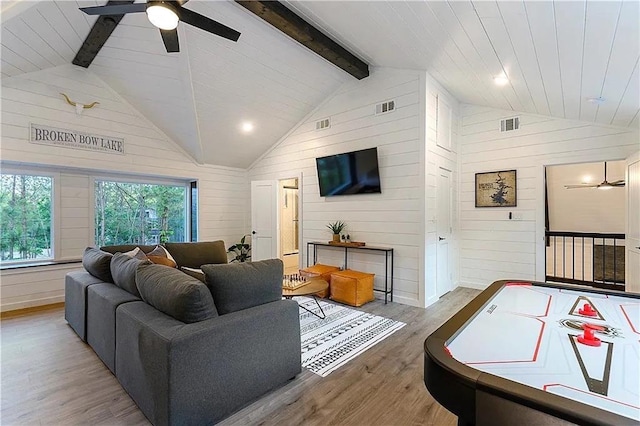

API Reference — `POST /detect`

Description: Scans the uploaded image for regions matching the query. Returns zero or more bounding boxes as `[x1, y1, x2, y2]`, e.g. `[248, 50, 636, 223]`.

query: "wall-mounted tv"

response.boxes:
[315, 147, 381, 197]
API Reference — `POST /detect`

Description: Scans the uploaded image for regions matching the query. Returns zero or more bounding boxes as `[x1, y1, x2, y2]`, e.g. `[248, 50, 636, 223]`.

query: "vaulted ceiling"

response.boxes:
[2, 1, 639, 168]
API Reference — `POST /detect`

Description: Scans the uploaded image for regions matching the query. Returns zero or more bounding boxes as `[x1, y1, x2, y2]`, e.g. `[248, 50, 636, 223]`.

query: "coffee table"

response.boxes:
[282, 279, 329, 319]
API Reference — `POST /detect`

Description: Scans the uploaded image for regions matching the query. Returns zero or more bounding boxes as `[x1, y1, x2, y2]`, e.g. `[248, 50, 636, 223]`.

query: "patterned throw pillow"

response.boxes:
[146, 245, 177, 268]
[123, 247, 148, 260]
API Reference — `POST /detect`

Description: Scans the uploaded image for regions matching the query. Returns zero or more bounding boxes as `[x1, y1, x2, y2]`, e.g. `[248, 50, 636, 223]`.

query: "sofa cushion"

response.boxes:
[180, 267, 205, 283]
[201, 259, 283, 315]
[83, 247, 114, 283]
[123, 247, 149, 260]
[136, 263, 218, 323]
[111, 253, 151, 297]
[164, 241, 227, 268]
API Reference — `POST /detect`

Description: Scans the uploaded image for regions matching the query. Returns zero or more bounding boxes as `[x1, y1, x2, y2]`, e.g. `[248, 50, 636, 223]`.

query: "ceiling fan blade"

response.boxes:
[565, 184, 598, 189]
[177, 7, 240, 41]
[160, 29, 180, 52]
[80, 3, 147, 16]
[611, 181, 626, 187]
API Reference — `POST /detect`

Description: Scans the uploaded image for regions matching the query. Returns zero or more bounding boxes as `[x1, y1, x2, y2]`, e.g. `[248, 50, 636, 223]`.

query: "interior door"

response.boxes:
[251, 180, 278, 261]
[436, 167, 453, 297]
[626, 152, 640, 292]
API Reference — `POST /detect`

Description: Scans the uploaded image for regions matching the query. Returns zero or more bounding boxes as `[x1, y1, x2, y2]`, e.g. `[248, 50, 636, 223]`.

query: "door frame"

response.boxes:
[436, 165, 453, 298]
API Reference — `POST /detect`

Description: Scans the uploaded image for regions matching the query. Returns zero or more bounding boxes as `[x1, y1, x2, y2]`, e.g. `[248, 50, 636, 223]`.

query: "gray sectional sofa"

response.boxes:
[65, 241, 301, 426]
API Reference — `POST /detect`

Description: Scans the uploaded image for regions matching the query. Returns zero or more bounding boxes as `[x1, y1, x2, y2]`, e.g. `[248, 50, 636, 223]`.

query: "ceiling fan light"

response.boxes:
[147, 3, 179, 30]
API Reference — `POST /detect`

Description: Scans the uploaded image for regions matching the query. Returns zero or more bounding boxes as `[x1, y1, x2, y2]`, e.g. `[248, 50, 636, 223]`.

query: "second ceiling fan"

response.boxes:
[80, 0, 241, 53]
[564, 162, 625, 189]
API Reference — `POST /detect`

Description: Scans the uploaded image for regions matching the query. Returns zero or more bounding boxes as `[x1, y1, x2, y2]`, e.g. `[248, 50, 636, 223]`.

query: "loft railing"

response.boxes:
[545, 231, 625, 291]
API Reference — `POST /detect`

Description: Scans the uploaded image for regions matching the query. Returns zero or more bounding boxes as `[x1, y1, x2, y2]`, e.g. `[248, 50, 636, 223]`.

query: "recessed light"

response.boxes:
[586, 97, 606, 105]
[241, 122, 254, 133]
[493, 75, 509, 86]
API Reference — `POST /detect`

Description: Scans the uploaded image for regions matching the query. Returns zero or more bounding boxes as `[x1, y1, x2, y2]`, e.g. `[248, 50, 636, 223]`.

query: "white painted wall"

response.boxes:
[249, 68, 459, 308]
[458, 104, 639, 290]
[0, 65, 249, 311]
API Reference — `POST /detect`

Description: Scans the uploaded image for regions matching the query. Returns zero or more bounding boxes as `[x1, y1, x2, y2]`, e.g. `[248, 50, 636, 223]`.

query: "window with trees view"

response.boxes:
[95, 180, 187, 247]
[0, 174, 53, 263]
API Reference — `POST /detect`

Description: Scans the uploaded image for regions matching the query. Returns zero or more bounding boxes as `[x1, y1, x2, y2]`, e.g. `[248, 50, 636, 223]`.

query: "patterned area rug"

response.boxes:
[297, 297, 406, 377]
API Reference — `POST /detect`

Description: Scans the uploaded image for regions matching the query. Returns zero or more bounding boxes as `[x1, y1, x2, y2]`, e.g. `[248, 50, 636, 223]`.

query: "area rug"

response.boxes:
[296, 297, 405, 377]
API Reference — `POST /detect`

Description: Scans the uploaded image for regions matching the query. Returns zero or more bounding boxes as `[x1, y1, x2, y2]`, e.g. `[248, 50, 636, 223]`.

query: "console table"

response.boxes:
[306, 241, 394, 304]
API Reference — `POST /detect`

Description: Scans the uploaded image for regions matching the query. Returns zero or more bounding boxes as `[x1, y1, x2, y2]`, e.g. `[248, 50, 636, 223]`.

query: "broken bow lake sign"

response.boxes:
[30, 123, 124, 155]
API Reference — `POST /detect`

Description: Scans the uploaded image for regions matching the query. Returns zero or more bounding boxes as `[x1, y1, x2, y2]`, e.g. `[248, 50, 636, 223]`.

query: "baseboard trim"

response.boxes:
[456, 281, 488, 290]
[1, 296, 65, 316]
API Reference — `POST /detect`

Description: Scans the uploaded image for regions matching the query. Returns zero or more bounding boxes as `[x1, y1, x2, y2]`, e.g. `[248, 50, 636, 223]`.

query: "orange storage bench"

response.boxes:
[300, 264, 340, 298]
[330, 269, 375, 307]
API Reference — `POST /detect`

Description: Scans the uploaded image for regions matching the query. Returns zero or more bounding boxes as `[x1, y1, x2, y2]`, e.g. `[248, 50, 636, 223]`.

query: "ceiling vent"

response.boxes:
[375, 100, 396, 115]
[315, 118, 330, 131]
[500, 117, 520, 132]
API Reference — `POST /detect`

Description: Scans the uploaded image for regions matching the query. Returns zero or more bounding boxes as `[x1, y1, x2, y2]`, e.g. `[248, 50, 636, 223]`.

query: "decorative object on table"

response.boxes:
[326, 220, 346, 242]
[227, 235, 251, 262]
[282, 273, 311, 290]
[298, 296, 405, 377]
[475, 170, 517, 207]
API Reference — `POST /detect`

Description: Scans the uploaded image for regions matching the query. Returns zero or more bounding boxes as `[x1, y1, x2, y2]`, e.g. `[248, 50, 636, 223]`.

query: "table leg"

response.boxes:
[298, 296, 326, 320]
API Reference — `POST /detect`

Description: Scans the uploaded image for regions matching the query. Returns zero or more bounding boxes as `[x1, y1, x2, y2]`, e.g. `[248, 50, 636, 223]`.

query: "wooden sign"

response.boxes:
[29, 123, 125, 155]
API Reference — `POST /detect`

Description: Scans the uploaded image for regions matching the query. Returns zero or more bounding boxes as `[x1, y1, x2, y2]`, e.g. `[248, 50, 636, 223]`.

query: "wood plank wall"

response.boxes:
[458, 104, 639, 289]
[0, 64, 249, 311]
[249, 68, 460, 307]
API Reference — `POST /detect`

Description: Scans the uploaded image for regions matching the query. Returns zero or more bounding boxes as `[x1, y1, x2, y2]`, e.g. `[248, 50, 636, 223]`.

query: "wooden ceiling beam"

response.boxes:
[72, 0, 134, 68]
[234, 1, 369, 80]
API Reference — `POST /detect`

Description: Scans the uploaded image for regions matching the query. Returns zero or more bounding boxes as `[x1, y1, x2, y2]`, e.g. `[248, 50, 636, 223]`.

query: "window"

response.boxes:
[94, 180, 188, 246]
[0, 173, 53, 263]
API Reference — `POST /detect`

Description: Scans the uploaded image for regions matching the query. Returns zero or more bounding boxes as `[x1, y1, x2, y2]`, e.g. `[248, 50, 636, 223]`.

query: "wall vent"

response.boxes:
[375, 100, 396, 115]
[500, 117, 520, 132]
[315, 118, 330, 130]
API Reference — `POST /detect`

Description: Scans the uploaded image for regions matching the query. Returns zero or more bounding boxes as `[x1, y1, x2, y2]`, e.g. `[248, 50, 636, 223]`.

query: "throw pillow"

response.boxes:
[123, 247, 148, 260]
[82, 247, 114, 283]
[181, 266, 205, 283]
[146, 245, 177, 268]
[135, 263, 218, 323]
[201, 259, 283, 315]
[111, 252, 151, 297]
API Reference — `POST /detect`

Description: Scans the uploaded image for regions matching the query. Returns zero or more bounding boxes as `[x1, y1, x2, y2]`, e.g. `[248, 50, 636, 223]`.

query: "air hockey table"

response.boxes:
[424, 280, 640, 426]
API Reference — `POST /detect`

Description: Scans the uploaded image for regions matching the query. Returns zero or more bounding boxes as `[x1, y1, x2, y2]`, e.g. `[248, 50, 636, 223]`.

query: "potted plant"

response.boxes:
[326, 221, 346, 243]
[227, 235, 251, 262]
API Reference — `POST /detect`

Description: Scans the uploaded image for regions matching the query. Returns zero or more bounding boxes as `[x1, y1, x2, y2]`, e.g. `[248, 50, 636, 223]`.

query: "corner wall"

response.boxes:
[458, 104, 639, 289]
[0, 65, 249, 311]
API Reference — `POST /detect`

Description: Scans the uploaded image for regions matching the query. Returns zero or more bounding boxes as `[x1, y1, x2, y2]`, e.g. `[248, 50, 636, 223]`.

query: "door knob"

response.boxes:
[439, 237, 445, 241]
[252, 231, 256, 235]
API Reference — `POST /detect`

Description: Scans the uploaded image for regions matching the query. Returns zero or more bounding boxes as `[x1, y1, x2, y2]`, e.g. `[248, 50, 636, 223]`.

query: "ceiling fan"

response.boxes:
[80, 0, 240, 53]
[564, 162, 625, 190]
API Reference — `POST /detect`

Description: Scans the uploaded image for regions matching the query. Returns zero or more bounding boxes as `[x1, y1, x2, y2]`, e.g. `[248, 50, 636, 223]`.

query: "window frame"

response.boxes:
[0, 167, 60, 266]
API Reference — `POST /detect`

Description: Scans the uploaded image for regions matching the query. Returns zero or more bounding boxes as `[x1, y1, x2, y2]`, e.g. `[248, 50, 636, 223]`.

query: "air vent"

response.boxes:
[375, 100, 396, 115]
[500, 117, 520, 132]
[316, 118, 330, 130]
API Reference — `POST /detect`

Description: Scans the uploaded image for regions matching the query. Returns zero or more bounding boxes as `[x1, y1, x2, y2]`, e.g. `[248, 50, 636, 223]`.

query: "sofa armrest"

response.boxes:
[116, 299, 301, 426]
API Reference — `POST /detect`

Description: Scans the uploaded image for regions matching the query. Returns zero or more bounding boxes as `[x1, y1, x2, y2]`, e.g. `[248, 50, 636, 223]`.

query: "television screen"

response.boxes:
[315, 147, 381, 196]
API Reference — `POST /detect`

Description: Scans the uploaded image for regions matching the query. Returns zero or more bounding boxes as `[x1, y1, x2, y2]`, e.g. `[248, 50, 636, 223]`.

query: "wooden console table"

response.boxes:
[306, 241, 394, 304]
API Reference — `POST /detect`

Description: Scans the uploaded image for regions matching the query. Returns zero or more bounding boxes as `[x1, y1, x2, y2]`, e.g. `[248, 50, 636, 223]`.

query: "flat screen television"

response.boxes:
[315, 147, 381, 196]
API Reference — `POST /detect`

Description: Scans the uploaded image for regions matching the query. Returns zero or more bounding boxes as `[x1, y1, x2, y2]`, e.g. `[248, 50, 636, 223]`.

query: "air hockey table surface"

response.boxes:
[423, 280, 640, 426]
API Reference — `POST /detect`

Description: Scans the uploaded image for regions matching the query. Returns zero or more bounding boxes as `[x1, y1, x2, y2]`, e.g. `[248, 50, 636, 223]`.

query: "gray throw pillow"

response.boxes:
[180, 267, 205, 283]
[111, 253, 151, 297]
[82, 247, 114, 283]
[136, 263, 218, 323]
[201, 259, 283, 315]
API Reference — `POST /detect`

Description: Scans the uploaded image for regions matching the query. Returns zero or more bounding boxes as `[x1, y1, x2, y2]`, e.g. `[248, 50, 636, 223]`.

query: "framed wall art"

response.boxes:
[475, 170, 517, 207]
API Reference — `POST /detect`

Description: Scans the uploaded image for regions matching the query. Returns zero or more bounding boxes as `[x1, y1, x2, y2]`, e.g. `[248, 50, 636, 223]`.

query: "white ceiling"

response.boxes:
[2, 1, 639, 168]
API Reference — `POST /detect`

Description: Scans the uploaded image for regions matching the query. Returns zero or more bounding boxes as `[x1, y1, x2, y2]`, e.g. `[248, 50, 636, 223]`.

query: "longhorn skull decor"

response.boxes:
[60, 93, 99, 115]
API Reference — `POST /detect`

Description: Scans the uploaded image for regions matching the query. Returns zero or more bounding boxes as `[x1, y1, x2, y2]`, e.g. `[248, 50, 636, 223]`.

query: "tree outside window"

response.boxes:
[94, 180, 187, 247]
[0, 174, 53, 262]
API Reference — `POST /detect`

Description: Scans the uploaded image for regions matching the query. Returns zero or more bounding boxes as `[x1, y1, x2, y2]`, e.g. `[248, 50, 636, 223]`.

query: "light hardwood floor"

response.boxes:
[1, 287, 479, 425]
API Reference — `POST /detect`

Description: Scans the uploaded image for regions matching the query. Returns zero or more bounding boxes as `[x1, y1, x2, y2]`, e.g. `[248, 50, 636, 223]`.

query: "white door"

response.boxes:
[436, 167, 453, 297]
[626, 152, 640, 293]
[251, 180, 278, 261]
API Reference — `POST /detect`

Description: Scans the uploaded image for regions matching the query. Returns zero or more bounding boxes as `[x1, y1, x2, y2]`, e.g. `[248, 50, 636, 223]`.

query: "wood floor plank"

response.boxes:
[0, 287, 479, 425]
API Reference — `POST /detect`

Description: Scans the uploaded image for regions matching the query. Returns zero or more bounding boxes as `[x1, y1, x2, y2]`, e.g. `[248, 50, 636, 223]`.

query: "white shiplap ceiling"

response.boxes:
[2, 0, 639, 168]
